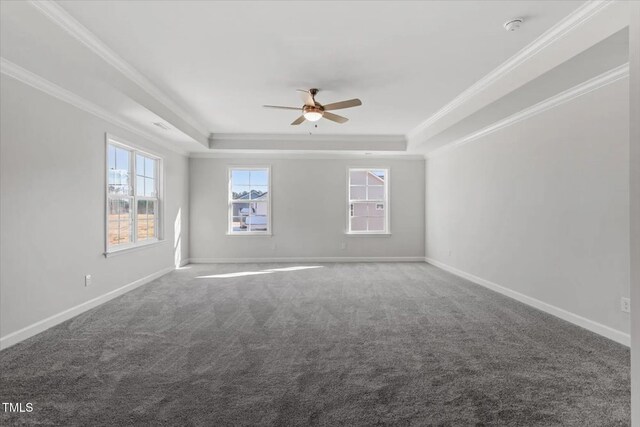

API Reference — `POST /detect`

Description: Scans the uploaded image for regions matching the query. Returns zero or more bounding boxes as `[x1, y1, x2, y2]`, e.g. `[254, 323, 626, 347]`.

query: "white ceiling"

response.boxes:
[5, 0, 627, 155]
[419, 27, 629, 153]
[55, 0, 582, 136]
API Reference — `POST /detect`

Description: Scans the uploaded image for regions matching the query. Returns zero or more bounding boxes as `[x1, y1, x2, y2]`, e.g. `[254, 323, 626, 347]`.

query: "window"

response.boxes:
[228, 167, 270, 234]
[348, 168, 389, 234]
[106, 138, 162, 252]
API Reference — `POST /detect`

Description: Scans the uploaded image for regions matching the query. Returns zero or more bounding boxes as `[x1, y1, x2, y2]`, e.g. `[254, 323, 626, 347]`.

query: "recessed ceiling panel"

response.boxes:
[57, 0, 582, 135]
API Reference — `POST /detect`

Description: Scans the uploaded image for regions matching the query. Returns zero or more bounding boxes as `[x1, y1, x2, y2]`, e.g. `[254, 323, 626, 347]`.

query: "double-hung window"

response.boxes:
[348, 168, 389, 234]
[228, 167, 270, 234]
[106, 138, 162, 253]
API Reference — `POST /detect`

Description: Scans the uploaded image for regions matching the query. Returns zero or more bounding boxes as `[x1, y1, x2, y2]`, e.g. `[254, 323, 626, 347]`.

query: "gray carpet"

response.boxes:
[0, 263, 630, 426]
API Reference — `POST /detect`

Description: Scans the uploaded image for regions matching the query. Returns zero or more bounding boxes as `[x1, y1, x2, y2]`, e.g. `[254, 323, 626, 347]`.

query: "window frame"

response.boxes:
[104, 134, 164, 256]
[346, 167, 390, 235]
[227, 166, 272, 236]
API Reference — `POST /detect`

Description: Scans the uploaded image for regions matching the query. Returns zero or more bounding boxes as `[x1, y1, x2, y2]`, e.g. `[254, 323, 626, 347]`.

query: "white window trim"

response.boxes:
[104, 134, 164, 256]
[227, 166, 272, 236]
[346, 167, 391, 235]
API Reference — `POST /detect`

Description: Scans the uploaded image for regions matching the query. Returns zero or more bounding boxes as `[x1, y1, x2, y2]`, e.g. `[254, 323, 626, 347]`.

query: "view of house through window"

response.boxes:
[229, 168, 270, 234]
[107, 139, 161, 251]
[348, 168, 389, 233]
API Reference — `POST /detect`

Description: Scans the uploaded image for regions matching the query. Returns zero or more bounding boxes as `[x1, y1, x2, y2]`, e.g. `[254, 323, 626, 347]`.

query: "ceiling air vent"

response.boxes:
[153, 121, 171, 131]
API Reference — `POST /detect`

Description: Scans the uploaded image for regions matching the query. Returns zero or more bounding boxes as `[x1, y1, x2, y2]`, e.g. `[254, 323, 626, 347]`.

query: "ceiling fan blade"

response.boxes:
[291, 115, 306, 125]
[296, 89, 315, 106]
[263, 105, 301, 110]
[322, 98, 362, 111]
[322, 112, 349, 124]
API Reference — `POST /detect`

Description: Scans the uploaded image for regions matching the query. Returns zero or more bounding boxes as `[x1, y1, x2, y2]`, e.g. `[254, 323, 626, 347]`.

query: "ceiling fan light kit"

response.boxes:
[263, 88, 362, 126]
[303, 106, 323, 122]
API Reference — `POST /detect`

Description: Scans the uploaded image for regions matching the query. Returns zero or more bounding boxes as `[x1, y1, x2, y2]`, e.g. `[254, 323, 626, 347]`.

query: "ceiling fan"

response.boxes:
[263, 88, 362, 125]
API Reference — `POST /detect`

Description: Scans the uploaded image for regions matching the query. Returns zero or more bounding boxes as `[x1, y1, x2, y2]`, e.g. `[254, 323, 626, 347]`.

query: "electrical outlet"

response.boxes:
[341, 242, 347, 250]
[621, 297, 630, 313]
[271, 243, 277, 250]
[85, 274, 92, 287]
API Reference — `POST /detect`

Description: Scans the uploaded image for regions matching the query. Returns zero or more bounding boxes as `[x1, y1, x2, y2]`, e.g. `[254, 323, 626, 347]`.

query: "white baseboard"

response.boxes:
[187, 256, 425, 264]
[425, 257, 630, 347]
[0, 266, 175, 350]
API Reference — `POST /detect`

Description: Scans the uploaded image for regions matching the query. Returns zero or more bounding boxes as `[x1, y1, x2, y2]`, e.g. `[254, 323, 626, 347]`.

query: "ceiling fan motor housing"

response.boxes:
[303, 105, 324, 114]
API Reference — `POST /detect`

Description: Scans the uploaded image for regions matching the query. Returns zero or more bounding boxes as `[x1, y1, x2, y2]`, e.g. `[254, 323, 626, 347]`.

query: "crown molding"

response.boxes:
[1, 57, 188, 156]
[209, 133, 407, 144]
[28, 0, 209, 137]
[190, 150, 424, 160]
[426, 62, 629, 159]
[208, 133, 408, 152]
[408, 0, 615, 142]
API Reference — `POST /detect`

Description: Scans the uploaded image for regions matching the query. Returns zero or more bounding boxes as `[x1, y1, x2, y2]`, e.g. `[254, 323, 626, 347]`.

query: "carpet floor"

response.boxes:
[0, 263, 630, 426]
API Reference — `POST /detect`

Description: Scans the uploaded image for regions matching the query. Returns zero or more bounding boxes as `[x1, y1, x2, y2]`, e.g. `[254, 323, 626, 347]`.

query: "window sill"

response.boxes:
[345, 232, 392, 236]
[104, 239, 167, 257]
[226, 232, 272, 236]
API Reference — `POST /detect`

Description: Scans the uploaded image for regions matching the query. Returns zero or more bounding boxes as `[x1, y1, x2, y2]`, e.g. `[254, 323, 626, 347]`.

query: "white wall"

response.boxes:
[0, 75, 189, 345]
[426, 77, 630, 338]
[189, 157, 425, 261]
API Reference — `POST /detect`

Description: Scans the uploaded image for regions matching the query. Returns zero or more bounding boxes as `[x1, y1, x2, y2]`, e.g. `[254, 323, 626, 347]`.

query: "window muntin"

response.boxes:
[107, 139, 161, 251]
[348, 168, 389, 234]
[229, 167, 270, 234]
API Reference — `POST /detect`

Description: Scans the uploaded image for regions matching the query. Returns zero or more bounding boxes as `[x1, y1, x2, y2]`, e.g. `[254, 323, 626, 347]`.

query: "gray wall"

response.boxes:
[426, 77, 630, 336]
[629, 1, 640, 422]
[189, 157, 425, 261]
[0, 75, 190, 340]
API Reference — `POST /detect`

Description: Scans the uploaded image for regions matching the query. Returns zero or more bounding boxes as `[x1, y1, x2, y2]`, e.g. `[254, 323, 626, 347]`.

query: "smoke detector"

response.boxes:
[504, 18, 523, 32]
